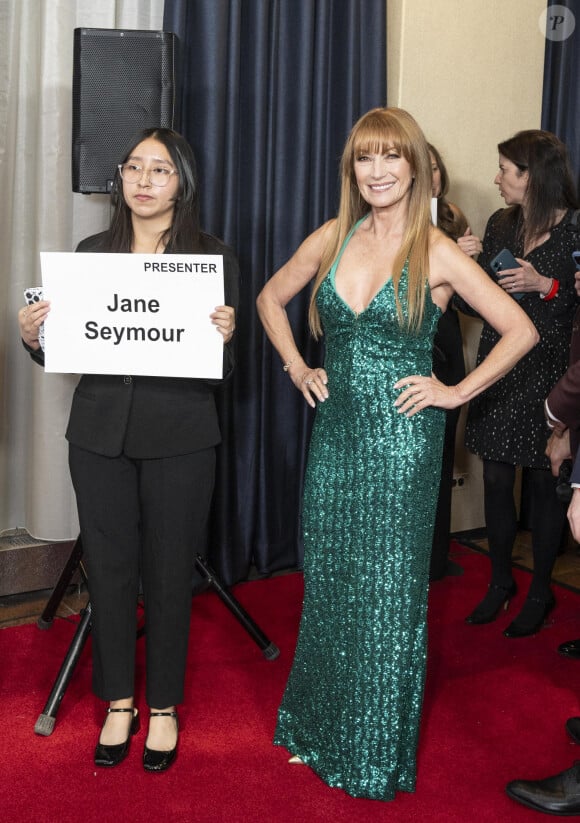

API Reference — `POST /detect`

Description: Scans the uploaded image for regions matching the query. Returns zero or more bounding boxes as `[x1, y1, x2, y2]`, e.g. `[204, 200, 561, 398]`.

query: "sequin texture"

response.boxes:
[466, 208, 578, 467]
[274, 233, 445, 800]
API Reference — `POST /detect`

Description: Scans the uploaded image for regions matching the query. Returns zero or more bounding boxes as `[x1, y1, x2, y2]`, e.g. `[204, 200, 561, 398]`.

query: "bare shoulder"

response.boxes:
[259, 219, 338, 306]
[428, 225, 462, 265]
[290, 218, 336, 266]
[303, 218, 336, 250]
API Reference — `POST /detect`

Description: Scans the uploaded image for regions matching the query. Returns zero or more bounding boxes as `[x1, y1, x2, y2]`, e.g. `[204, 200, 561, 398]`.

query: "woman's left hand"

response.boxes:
[394, 374, 461, 417]
[497, 259, 547, 295]
[211, 305, 236, 343]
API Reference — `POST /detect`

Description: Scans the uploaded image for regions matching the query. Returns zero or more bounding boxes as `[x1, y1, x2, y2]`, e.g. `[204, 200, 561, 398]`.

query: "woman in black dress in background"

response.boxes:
[465, 130, 579, 636]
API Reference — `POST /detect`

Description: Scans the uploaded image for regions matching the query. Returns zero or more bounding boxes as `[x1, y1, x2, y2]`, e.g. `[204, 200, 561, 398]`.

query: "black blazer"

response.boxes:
[27, 231, 240, 459]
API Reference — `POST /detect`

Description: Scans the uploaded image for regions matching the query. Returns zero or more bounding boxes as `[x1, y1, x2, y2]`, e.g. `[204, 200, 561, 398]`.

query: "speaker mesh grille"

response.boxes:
[72, 29, 177, 193]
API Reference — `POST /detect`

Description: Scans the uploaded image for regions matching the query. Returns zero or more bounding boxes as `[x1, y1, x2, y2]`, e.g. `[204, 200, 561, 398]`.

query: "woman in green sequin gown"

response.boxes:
[277, 225, 445, 799]
[257, 108, 538, 801]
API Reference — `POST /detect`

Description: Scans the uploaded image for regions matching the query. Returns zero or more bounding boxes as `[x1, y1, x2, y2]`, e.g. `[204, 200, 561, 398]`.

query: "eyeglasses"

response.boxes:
[117, 163, 179, 187]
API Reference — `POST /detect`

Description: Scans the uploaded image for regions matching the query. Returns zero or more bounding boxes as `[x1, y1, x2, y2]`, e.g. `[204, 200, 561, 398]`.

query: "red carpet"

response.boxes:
[2, 542, 580, 822]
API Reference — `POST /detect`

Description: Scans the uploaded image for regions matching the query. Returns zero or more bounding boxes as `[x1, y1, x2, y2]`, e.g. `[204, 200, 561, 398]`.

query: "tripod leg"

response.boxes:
[34, 602, 92, 736]
[195, 555, 279, 660]
[37, 535, 84, 629]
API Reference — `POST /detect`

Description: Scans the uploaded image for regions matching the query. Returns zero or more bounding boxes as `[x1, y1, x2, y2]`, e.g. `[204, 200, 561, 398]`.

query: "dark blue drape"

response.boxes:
[541, 0, 580, 189]
[163, 1, 386, 583]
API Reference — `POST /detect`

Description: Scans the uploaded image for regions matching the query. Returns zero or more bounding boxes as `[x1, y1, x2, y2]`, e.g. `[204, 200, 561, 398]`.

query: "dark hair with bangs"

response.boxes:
[107, 127, 201, 252]
[497, 129, 578, 244]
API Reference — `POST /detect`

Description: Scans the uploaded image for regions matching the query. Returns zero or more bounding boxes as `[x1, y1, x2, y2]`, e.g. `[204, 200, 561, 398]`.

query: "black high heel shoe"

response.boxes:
[503, 594, 556, 638]
[94, 707, 140, 767]
[143, 710, 179, 772]
[465, 582, 517, 624]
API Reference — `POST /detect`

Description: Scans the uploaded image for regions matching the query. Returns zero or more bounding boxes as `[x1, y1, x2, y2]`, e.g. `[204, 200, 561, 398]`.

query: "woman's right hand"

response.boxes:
[19, 300, 50, 350]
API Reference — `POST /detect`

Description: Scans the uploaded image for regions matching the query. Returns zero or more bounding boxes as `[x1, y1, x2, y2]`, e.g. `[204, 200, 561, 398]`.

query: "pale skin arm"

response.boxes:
[568, 488, 580, 542]
[394, 230, 539, 417]
[256, 220, 334, 408]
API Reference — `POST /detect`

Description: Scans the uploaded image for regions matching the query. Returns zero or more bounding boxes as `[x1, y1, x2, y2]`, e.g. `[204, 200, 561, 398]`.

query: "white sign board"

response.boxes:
[431, 197, 438, 226]
[40, 252, 225, 379]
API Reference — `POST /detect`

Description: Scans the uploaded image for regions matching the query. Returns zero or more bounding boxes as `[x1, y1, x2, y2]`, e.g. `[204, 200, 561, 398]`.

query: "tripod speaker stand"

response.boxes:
[34, 535, 279, 736]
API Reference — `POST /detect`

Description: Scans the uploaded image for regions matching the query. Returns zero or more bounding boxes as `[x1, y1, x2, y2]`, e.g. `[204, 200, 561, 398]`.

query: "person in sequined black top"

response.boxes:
[465, 130, 579, 637]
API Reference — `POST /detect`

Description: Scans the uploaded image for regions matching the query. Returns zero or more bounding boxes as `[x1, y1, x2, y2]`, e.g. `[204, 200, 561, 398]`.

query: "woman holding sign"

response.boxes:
[19, 128, 240, 772]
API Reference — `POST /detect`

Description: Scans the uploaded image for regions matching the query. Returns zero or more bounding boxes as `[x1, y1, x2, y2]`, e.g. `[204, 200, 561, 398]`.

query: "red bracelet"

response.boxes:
[540, 278, 559, 301]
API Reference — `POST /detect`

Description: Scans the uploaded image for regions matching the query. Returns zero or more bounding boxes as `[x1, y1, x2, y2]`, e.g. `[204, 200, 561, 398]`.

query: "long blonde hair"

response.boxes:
[308, 107, 433, 337]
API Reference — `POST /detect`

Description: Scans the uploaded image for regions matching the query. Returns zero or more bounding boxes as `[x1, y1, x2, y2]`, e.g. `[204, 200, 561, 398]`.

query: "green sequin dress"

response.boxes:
[274, 220, 446, 800]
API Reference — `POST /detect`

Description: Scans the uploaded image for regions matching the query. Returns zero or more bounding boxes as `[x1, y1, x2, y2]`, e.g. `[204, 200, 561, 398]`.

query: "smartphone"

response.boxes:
[24, 286, 44, 305]
[573, 250, 580, 270]
[489, 248, 524, 300]
[23, 286, 45, 351]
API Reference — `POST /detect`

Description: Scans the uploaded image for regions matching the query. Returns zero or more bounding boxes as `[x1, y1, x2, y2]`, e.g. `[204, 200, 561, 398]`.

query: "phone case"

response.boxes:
[23, 287, 45, 351]
[489, 249, 523, 300]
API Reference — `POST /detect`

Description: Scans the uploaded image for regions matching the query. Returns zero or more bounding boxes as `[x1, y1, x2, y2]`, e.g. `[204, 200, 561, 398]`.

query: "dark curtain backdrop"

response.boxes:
[162, 1, 386, 584]
[541, 0, 580, 189]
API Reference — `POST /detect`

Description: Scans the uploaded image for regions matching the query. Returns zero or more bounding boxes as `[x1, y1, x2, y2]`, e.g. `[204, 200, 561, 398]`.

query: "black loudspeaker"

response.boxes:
[72, 28, 179, 194]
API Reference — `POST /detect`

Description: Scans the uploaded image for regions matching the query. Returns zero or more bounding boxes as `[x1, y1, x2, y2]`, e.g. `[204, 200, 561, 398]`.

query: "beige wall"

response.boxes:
[387, 0, 547, 530]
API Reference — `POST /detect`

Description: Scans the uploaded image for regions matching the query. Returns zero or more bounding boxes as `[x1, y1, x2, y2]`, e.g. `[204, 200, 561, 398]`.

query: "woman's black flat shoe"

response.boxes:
[94, 707, 140, 767]
[465, 582, 517, 624]
[503, 595, 556, 638]
[143, 710, 179, 773]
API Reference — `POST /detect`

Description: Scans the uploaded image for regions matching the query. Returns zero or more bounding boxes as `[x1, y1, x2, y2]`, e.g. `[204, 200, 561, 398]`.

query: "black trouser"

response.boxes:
[69, 444, 215, 707]
[482, 459, 567, 599]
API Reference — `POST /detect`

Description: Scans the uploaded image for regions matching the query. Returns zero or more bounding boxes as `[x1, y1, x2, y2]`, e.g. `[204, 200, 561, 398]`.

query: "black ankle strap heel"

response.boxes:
[143, 710, 179, 772]
[94, 707, 140, 768]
